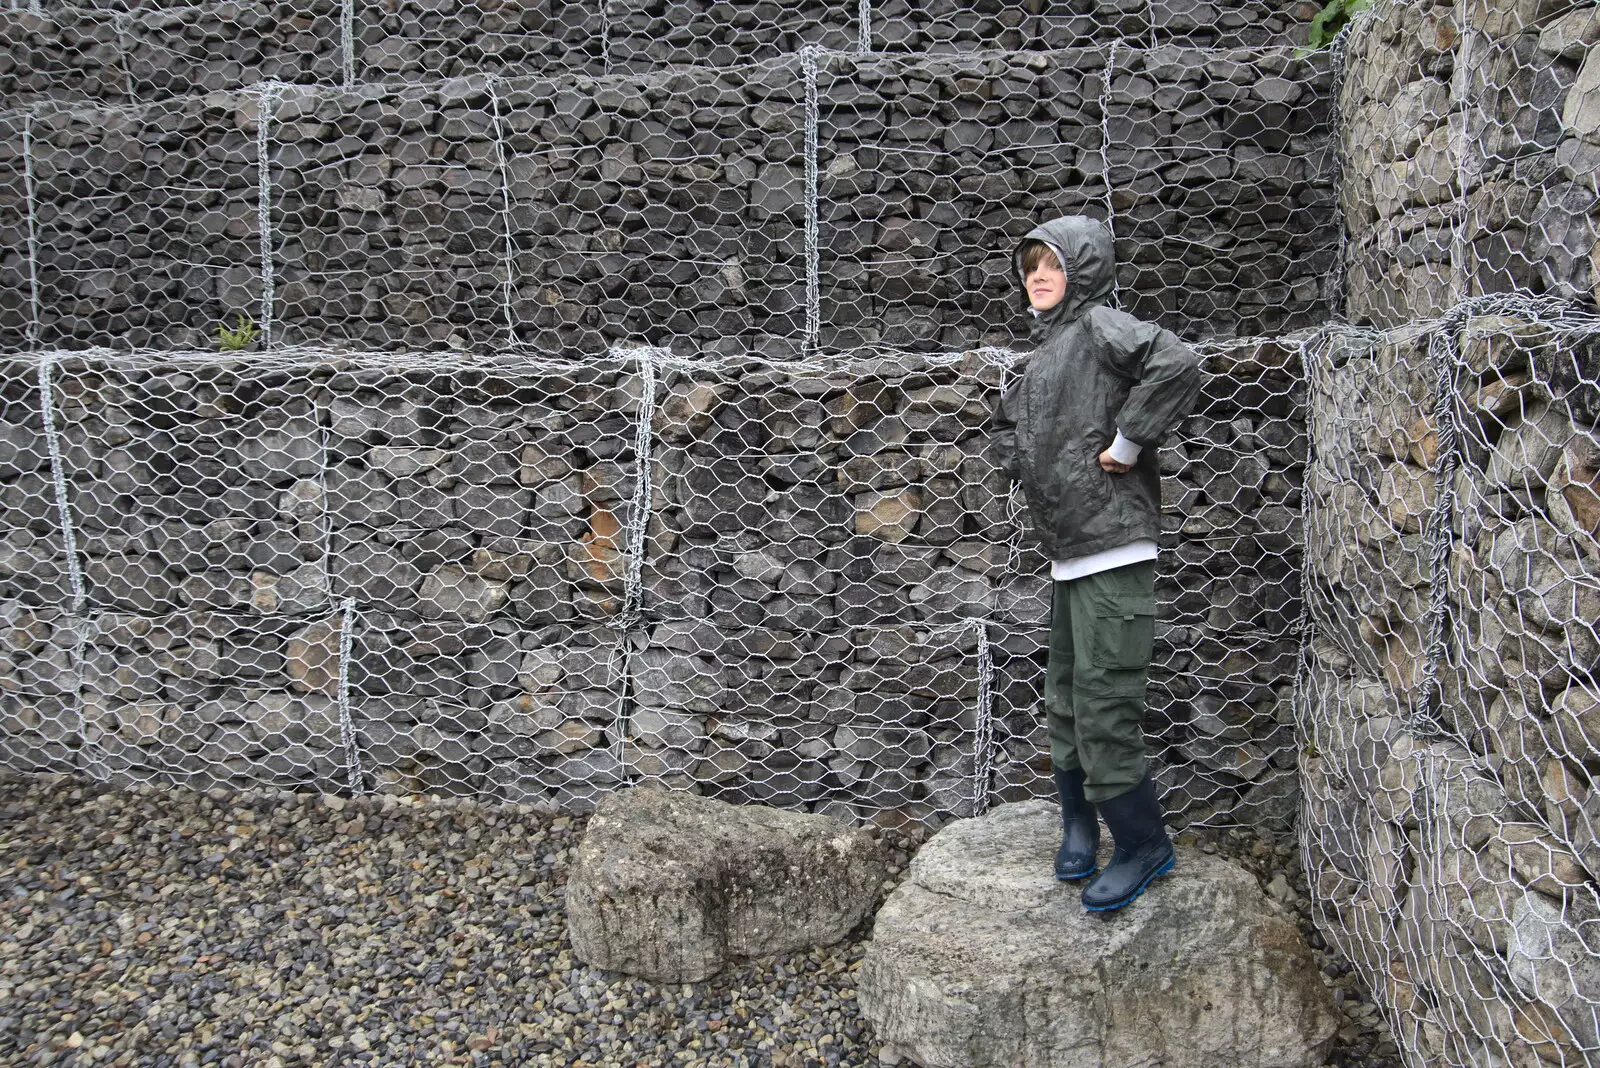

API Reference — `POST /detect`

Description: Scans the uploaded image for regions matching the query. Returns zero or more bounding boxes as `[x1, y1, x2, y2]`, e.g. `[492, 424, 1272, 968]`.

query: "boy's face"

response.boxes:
[1025, 255, 1067, 313]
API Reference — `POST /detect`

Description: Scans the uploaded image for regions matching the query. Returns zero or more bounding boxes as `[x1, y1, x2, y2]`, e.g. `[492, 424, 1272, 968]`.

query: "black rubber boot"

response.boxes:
[1080, 773, 1175, 911]
[1052, 766, 1100, 880]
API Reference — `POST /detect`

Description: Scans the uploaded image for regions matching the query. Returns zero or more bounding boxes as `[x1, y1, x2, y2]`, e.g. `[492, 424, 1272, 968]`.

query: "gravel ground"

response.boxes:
[0, 769, 1399, 1068]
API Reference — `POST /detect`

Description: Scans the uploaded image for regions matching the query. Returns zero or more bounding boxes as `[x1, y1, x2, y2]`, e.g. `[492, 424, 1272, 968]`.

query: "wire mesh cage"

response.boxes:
[1, 44, 1340, 355]
[0, 338, 1306, 836]
[0, 0, 1325, 111]
[1303, 312, 1600, 1067]
[1339, 0, 1600, 324]
[4, 0, 1600, 1061]
[1298, 0, 1600, 1059]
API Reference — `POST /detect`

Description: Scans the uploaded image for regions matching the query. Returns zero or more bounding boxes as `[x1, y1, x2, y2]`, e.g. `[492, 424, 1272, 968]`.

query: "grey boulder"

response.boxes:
[565, 787, 891, 982]
[858, 800, 1338, 1068]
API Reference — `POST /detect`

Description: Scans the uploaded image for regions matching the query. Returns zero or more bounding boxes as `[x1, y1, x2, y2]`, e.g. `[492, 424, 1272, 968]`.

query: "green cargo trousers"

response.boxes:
[1043, 559, 1156, 804]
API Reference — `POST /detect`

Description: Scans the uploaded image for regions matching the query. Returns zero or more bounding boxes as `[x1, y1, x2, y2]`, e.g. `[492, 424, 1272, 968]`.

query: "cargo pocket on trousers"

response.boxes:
[1091, 608, 1155, 671]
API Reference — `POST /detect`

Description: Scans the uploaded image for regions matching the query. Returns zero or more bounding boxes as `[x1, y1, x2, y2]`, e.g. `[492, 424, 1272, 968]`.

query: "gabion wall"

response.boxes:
[0, 45, 1338, 357]
[1339, 0, 1600, 324]
[1, 0, 1315, 107]
[1303, 311, 1600, 1068]
[1304, 0, 1600, 1061]
[0, 0, 1332, 839]
[0, 337, 1304, 831]
[3, 0, 1599, 1060]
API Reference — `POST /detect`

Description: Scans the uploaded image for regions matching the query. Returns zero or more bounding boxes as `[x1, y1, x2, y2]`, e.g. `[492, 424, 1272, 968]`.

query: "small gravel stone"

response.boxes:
[0, 769, 1392, 1067]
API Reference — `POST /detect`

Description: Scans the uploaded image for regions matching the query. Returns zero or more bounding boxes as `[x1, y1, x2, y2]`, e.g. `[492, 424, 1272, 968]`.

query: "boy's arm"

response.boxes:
[991, 379, 1024, 481]
[1091, 307, 1202, 454]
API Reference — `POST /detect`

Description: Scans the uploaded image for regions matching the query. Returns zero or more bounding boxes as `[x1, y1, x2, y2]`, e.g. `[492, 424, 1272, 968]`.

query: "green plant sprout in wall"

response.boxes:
[1305, 0, 1370, 49]
[215, 313, 261, 352]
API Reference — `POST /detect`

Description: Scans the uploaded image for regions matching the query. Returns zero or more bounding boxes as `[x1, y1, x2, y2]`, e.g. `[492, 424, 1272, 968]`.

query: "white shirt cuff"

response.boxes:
[1107, 431, 1142, 466]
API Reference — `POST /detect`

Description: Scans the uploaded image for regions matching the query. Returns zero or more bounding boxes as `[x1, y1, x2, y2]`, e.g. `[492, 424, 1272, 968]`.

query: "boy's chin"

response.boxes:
[1029, 299, 1063, 313]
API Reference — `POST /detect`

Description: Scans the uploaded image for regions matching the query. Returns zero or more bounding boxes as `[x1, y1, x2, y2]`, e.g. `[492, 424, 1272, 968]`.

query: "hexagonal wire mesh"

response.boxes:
[1303, 310, 1600, 1068]
[2, 0, 1320, 111]
[2, 0, 1600, 1063]
[1, 43, 1339, 354]
[1, 338, 1304, 830]
[1337, 0, 1599, 322]
[1304, 0, 1600, 1062]
[0, 0, 1340, 837]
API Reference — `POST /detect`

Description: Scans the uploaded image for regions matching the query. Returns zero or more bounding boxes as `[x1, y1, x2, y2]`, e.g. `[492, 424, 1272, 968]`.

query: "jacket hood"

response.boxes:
[1017, 215, 1116, 329]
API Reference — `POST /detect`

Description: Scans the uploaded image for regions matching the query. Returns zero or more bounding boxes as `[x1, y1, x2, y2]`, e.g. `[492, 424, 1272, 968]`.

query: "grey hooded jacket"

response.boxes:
[991, 215, 1202, 561]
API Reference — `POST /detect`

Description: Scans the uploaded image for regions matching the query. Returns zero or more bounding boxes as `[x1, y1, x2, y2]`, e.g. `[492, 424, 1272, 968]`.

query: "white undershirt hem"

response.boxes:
[1051, 539, 1159, 582]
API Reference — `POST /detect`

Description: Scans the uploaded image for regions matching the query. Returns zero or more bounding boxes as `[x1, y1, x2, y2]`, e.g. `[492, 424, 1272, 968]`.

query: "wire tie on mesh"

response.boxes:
[619, 345, 663, 629]
[21, 110, 41, 349]
[256, 81, 280, 350]
[313, 382, 339, 586]
[969, 618, 995, 816]
[1291, 332, 1319, 765]
[1327, 27, 1352, 315]
[486, 76, 519, 343]
[1417, 313, 1464, 737]
[967, 345, 1026, 372]
[38, 353, 98, 779]
[110, 11, 137, 99]
[311, 379, 358, 784]
[336, 597, 364, 794]
[857, 0, 872, 53]
[340, 0, 356, 86]
[1449, 0, 1475, 305]
[37, 354, 86, 618]
[802, 46, 822, 354]
[1002, 490, 1029, 581]
[1100, 41, 1120, 308]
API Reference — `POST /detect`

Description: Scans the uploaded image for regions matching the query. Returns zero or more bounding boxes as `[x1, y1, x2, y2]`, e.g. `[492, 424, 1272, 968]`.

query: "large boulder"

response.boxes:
[859, 800, 1338, 1068]
[565, 787, 891, 982]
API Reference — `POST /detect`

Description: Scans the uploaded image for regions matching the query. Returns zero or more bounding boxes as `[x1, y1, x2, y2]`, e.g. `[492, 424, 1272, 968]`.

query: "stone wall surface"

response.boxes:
[0, 0, 1318, 109]
[1306, 2, 1600, 1057]
[0, 336, 1306, 829]
[1340, 0, 1600, 325]
[1302, 314, 1600, 1066]
[4, 0, 1598, 1058]
[0, 46, 1339, 356]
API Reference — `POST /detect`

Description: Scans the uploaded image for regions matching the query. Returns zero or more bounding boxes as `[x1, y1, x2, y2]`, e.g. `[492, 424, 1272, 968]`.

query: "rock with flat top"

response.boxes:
[858, 800, 1338, 1068]
[566, 787, 891, 982]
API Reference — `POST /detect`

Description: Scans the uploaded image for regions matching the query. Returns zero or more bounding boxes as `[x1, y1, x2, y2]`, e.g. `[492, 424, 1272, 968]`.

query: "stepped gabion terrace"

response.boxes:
[2, 0, 1599, 1064]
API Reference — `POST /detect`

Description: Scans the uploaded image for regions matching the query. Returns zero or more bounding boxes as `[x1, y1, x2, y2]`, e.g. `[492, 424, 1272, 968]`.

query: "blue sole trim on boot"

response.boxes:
[1082, 855, 1176, 912]
[1055, 865, 1099, 881]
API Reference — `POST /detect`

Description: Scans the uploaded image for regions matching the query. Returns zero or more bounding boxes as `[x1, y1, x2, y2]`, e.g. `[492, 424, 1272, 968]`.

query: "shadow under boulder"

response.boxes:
[859, 799, 1339, 1068]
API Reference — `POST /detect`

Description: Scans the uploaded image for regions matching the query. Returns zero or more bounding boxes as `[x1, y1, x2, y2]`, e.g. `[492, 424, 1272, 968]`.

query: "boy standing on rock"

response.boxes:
[991, 215, 1201, 912]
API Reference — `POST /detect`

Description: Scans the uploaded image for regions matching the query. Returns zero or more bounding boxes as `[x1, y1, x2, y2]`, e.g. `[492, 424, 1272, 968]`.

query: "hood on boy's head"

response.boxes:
[1015, 215, 1116, 323]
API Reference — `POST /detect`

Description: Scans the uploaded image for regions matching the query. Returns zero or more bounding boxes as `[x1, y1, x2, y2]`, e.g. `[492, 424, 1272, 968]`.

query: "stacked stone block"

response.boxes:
[1303, 317, 1600, 1066]
[1, 44, 1339, 356]
[817, 46, 1337, 349]
[1340, 0, 1600, 326]
[0, 339, 1306, 830]
[1311, 2, 1600, 1058]
[0, 0, 1319, 112]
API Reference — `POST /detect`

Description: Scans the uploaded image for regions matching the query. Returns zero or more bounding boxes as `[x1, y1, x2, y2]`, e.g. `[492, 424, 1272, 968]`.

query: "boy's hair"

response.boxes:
[1018, 239, 1062, 275]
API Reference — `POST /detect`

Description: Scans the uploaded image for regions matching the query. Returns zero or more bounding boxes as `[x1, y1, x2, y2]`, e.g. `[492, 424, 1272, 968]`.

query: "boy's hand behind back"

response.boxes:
[1098, 450, 1134, 474]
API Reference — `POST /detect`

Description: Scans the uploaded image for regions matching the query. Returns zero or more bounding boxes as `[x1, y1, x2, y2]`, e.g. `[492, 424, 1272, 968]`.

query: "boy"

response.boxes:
[992, 215, 1201, 912]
